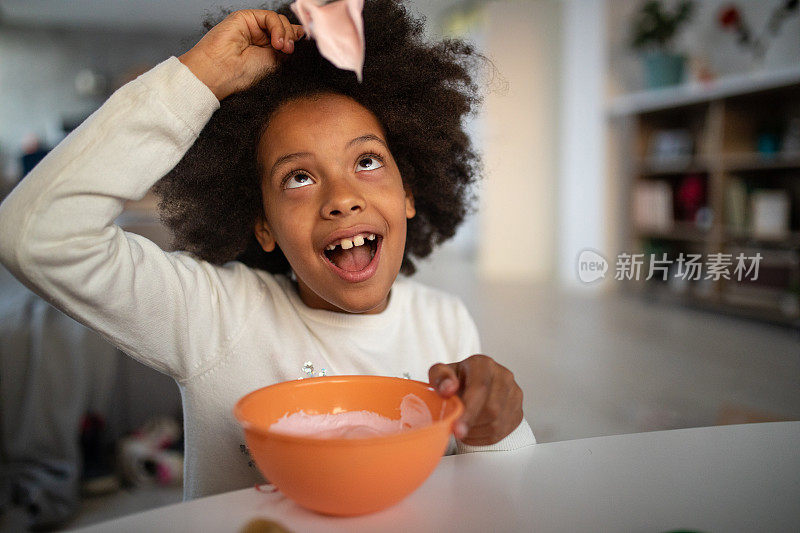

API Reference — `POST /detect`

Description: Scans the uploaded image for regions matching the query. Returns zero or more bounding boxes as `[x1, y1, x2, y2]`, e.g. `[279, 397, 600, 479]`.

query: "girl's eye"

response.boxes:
[356, 155, 383, 172]
[284, 172, 314, 189]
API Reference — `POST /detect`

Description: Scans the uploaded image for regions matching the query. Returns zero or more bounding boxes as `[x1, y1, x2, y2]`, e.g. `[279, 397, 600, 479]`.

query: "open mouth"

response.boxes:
[323, 232, 380, 273]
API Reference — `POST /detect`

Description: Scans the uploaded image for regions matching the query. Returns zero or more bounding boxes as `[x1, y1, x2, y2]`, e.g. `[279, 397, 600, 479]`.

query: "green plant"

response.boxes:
[631, 1, 694, 51]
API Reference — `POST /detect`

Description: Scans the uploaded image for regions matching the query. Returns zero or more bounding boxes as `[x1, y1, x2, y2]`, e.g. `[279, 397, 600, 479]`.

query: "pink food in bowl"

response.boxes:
[268, 393, 433, 438]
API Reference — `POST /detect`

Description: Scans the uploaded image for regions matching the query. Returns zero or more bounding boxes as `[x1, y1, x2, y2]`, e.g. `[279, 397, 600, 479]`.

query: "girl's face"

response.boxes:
[255, 93, 416, 314]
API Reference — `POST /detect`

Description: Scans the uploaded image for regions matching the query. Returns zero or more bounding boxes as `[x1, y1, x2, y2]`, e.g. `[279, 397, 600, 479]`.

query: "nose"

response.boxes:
[320, 176, 365, 219]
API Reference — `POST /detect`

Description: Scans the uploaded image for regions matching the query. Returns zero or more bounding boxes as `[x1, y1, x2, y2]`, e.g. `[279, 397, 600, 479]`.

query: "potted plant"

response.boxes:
[630, 0, 694, 89]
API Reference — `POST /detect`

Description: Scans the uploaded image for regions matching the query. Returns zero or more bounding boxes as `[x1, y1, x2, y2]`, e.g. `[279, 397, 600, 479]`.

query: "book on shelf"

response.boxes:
[633, 181, 673, 232]
[750, 189, 791, 239]
[782, 117, 800, 153]
[725, 177, 748, 234]
[647, 129, 694, 164]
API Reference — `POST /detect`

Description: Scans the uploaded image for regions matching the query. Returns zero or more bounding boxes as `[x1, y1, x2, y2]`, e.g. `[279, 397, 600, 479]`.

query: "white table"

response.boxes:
[73, 422, 800, 533]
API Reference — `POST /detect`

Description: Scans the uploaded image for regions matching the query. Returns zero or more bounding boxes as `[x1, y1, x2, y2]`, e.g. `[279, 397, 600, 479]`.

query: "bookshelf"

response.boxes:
[608, 68, 800, 329]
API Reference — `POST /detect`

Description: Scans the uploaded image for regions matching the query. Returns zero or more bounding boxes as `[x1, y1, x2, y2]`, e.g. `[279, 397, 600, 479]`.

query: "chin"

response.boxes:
[331, 291, 389, 314]
[297, 263, 399, 314]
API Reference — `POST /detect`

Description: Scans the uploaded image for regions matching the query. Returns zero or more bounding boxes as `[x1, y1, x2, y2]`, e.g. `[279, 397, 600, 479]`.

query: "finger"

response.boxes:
[457, 383, 505, 431]
[468, 374, 508, 427]
[475, 379, 517, 430]
[468, 378, 524, 442]
[233, 10, 275, 48]
[269, 13, 287, 49]
[292, 24, 305, 40]
[457, 364, 492, 439]
[496, 367, 524, 428]
[247, 10, 286, 49]
[485, 365, 522, 423]
[277, 14, 295, 53]
[460, 383, 513, 440]
[428, 363, 459, 398]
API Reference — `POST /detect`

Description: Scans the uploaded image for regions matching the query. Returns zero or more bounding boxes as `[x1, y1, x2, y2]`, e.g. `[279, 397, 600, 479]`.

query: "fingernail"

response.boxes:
[439, 378, 455, 392]
[278, 37, 284, 46]
[456, 421, 468, 437]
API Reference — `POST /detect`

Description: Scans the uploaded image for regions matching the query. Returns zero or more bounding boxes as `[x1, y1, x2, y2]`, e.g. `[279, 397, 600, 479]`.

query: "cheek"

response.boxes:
[273, 217, 309, 251]
[374, 178, 408, 211]
[264, 203, 305, 252]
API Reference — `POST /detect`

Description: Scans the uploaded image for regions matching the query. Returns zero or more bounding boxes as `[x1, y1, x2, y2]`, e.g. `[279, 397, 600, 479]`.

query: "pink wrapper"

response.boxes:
[290, 0, 365, 82]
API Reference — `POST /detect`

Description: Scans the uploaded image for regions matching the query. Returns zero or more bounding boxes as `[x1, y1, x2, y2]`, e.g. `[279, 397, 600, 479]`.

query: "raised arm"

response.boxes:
[0, 10, 304, 380]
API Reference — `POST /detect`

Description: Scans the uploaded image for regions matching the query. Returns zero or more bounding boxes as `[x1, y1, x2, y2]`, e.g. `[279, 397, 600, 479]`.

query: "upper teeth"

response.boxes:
[326, 233, 376, 251]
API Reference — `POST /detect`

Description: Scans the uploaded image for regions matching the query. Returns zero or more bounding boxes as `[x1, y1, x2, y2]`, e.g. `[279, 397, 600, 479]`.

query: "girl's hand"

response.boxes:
[428, 354, 524, 446]
[178, 9, 304, 101]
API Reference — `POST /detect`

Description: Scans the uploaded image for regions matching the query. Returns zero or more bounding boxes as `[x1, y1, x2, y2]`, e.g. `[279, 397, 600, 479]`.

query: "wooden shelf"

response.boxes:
[636, 152, 800, 176]
[724, 230, 800, 249]
[633, 284, 800, 329]
[636, 156, 708, 176]
[607, 65, 800, 117]
[613, 70, 800, 328]
[722, 152, 800, 172]
[635, 222, 709, 243]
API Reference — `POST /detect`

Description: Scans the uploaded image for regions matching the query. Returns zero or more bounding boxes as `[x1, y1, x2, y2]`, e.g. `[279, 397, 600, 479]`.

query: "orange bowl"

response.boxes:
[233, 375, 463, 516]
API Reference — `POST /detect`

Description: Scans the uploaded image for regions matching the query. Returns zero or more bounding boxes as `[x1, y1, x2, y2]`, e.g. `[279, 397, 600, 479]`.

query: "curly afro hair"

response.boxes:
[154, 0, 489, 275]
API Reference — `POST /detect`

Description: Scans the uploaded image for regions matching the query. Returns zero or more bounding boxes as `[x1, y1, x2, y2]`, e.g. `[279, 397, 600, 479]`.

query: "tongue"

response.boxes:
[330, 245, 372, 272]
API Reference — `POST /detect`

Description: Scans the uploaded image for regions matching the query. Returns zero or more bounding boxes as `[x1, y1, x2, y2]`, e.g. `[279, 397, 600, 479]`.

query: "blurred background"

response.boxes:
[0, 0, 798, 530]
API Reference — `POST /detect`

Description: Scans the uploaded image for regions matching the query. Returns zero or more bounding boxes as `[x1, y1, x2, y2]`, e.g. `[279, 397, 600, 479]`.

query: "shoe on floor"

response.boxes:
[80, 412, 121, 497]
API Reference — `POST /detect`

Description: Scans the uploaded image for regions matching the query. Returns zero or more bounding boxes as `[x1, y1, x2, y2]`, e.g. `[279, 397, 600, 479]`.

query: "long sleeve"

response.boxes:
[0, 56, 253, 380]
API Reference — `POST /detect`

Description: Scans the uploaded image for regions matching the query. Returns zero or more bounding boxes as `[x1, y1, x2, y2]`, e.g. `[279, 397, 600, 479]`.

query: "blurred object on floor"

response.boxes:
[119, 417, 184, 488]
[80, 413, 120, 497]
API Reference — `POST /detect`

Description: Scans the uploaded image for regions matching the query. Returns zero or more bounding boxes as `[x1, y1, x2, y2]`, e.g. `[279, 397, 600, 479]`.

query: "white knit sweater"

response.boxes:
[0, 56, 535, 500]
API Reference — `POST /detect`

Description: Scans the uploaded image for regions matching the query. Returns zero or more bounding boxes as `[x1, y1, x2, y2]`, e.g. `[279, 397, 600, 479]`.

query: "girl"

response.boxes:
[0, 0, 535, 500]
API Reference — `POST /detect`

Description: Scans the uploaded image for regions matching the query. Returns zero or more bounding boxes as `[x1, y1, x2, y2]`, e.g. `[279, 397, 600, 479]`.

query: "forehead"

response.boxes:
[259, 93, 387, 161]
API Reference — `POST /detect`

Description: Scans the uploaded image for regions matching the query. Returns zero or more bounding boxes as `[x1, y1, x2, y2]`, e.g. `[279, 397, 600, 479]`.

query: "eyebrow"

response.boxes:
[268, 134, 388, 180]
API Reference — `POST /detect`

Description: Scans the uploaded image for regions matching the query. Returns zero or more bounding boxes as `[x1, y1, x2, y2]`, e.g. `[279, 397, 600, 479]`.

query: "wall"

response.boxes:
[477, 0, 562, 282]
[0, 25, 199, 186]
[557, 0, 608, 287]
[606, 0, 800, 95]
